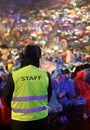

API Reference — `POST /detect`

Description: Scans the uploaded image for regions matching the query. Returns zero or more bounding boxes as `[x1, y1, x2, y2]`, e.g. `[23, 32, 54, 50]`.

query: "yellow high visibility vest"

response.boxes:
[11, 65, 48, 121]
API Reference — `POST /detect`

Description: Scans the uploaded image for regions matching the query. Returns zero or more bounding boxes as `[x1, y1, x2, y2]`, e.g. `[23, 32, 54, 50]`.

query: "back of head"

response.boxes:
[63, 68, 70, 74]
[21, 44, 41, 67]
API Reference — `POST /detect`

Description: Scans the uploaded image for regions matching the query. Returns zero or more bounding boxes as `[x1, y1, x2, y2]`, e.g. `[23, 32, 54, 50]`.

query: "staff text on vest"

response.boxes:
[21, 75, 42, 81]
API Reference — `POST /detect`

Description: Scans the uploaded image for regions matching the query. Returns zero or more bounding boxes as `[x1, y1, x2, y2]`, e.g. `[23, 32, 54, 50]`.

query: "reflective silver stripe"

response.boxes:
[12, 106, 47, 113]
[12, 95, 48, 101]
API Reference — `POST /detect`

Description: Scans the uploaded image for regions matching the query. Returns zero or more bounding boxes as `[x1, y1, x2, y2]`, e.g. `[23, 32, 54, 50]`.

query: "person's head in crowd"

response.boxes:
[0, 71, 7, 82]
[51, 68, 62, 81]
[20, 44, 41, 68]
[63, 68, 71, 78]
[69, 47, 74, 53]
[0, 44, 9, 54]
[0, 44, 11, 61]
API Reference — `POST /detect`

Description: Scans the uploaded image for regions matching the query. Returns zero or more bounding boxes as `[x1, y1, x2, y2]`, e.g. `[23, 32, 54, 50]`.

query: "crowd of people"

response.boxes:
[48, 64, 90, 125]
[0, 0, 90, 50]
[0, 43, 90, 128]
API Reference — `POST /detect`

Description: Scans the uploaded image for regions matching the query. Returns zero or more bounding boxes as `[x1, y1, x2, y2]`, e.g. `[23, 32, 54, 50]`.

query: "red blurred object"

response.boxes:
[61, 53, 67, 60]
[0, 98, 11, 125]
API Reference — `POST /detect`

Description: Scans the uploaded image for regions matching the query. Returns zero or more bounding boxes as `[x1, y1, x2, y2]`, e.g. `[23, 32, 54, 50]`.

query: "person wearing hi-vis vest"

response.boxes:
[3, 44, 52, 130]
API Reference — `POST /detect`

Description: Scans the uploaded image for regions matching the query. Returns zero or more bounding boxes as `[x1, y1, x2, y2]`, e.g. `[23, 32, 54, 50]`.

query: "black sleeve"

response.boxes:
[3, 74, 14, 109]
[47, 72, 52, 102]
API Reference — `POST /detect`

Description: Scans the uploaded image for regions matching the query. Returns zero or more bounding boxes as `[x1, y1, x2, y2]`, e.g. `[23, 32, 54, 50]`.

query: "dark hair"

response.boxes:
[0, 76, 2, 83]
[63, 68, 70, 74]
[20, 44, 41, 67]
[0, 44, 8, 49]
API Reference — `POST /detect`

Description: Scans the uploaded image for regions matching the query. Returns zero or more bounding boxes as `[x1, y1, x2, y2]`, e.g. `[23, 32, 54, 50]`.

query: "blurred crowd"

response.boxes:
[0, 0, 90, 50]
